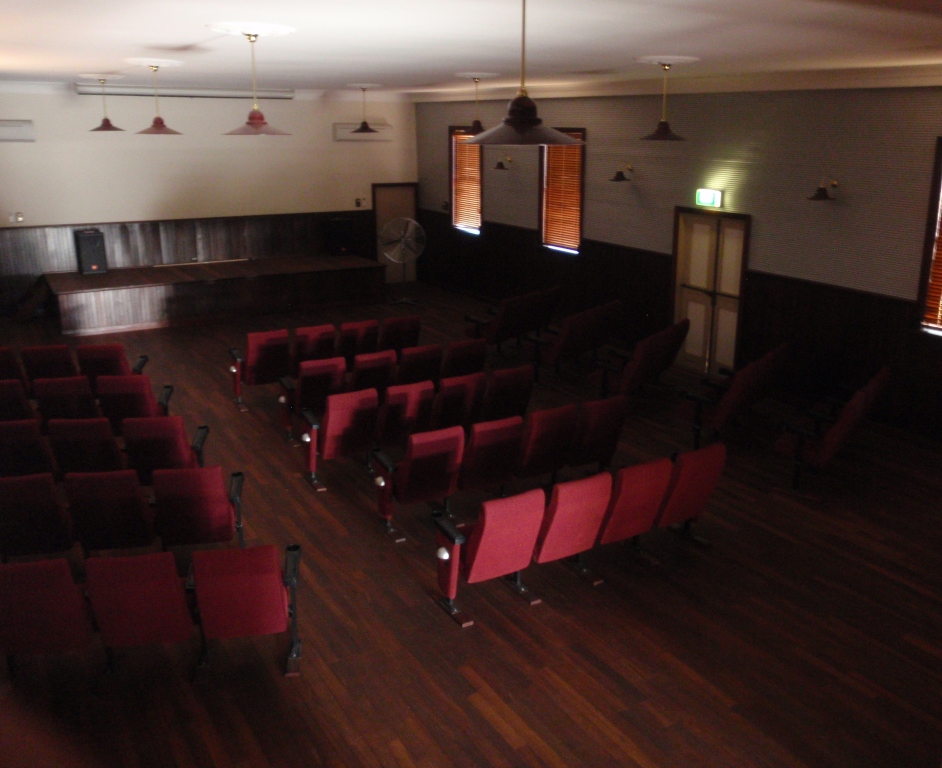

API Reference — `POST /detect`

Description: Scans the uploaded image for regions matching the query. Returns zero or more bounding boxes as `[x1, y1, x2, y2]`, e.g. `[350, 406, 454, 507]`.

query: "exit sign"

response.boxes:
[696, 188, 723, 208]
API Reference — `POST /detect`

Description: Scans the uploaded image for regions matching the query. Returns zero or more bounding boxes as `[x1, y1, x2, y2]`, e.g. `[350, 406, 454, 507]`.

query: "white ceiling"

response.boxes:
[3, 0, 942, 101]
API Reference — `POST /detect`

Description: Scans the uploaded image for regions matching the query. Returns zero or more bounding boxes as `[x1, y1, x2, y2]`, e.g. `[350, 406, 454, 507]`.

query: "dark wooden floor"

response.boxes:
[1, 283, 940, 768]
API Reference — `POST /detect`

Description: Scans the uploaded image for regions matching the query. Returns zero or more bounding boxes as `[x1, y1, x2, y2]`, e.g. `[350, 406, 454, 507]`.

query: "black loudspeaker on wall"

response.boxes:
[74, 228, 108, 275]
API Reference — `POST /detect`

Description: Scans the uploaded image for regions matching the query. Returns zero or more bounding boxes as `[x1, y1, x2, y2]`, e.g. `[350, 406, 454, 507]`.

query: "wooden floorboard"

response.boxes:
[1, 282, 940, 768]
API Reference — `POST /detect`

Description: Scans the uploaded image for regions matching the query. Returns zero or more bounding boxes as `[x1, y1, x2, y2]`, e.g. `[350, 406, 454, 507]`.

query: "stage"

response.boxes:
[43, 255, 385, 335]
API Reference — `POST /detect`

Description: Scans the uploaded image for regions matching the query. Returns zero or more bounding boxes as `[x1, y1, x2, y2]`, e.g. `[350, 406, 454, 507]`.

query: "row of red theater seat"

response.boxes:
[0, 545, 300, 678]
[228, 315, 427, 406]
[0, 415, 208, 481]
[0, 465, 243, 560]
[593, 318, 691, 398]
[527, 299, 623, 380]
[0, 343, 148, 393]
[465, 286, 561, 352]
[433, 443, 727, 626]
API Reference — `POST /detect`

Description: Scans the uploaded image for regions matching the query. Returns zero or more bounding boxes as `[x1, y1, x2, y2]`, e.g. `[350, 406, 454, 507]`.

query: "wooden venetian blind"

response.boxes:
[542, 129, 585, 251]
[923, 235, 942, 329]
[451, 131, 481, 231]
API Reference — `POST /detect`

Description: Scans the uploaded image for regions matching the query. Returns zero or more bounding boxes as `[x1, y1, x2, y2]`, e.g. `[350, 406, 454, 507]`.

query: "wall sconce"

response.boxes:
[493, 156, 513, 171]
[808, 178, 839, 201]
[610, 164, 633, 182]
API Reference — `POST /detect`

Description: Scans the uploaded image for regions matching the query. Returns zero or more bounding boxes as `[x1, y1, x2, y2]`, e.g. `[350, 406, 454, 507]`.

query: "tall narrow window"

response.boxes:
[542, 128, 585, 253]
[924, 228, 942, 331]
[450, 127, 482, 234]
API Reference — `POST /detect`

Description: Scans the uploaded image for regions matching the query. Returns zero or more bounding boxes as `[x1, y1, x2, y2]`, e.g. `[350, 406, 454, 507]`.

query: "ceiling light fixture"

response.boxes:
[610, 163, 633, 182]
[467, 0, 582, 146]
[89, 78, 123, 132]
[125, 59, 183, 135]
[808, 178, 839, 201]
[209, 22, 296, 136]
[352, 86, 379, 134]
[637, 56, 698, 141]
[470, 77, 484, 135]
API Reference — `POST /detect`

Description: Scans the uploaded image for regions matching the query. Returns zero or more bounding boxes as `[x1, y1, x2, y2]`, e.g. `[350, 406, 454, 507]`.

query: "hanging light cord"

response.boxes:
[519, 0, 527, 96]
[660, 63, 670, 121]
[361, 88, 368, 121]
[473, 77, 480, 117]
[99, 78, 109, 118]
[150, 65, 161, 117]
[246, 33, 259, 110]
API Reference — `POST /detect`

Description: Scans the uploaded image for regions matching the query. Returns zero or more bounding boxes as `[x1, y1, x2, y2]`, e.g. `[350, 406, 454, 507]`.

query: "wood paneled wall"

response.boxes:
[0, 210, 376, 311]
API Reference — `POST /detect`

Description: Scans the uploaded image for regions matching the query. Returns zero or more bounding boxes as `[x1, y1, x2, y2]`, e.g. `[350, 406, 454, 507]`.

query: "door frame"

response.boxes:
[372, 182, 419, 261]
[671, 206, 752, 371]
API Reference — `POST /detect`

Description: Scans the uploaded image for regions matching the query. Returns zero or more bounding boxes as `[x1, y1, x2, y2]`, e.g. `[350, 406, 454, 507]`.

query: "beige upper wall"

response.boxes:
[0, 88, 417, 227]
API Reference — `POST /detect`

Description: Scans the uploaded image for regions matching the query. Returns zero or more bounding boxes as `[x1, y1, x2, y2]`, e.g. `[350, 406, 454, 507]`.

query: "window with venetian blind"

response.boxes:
[542, 129, 585, 252]
[450, 128, 482, 233]
[924, 233, 942, 331]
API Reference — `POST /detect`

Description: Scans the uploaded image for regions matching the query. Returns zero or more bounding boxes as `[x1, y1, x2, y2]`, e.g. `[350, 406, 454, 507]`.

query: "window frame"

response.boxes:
[539, 128, 586, 254]
[449, 126, 483, 234]
[918, 136, 942, 333]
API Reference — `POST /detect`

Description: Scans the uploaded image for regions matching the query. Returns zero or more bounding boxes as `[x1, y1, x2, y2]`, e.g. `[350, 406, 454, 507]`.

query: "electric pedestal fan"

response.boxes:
[380, 217, 426, 304]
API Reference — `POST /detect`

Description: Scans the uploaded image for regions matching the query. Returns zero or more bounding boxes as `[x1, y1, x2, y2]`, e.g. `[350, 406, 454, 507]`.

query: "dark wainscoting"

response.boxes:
[416, 209, 673, 344]
[0, 210, 376, 312]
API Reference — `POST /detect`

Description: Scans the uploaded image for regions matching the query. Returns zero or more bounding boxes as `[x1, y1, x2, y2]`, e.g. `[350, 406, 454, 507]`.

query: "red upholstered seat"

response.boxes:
[0, 378, 37, 422]
[440, 338, 487, 379]
[0, 419, 57, 478]
[0, 558, 95, 662]
[152, 466, 241, 547]
[20, 345, 78, 384]
[608, 319, 690, 397]
[568, 395, 629, 471]
[337, 320, 379, 365]
[349, 350, 398, 400]
[378, 314, 421, 354]
[375, 380, 435, 451]
[303, 388, 379, 489]
[293, 324, 337, 366]
[76, 343, 146, 394]
[0, 347, 26, 386]
[532, 300, 621, 378]
[458, 416, 524, 493]
[478, 364, 534, 422]
[434, 488, 546, 625]
[279, 357, 347, 440]
[515, 403, 580, 484]
[656, 443, 726, 534]
[64, 470, 153, 551]
[466, 287, 560, 350]
[597, 458, 674, 546]
[192, 544, 301, 675]
[123, 416, 206, 485]
[86, 552, 193, 648]
[533, 472, 612, 565]
[33, 375, 99, 424]
[48, 417, 124, 474]
[373, 426, 465, 538]
[242, 330, 292, 386]
[396, 344, 443, 386]
[97, 374, 170, 434]
[0, 473, 72, 558]
[433, 372, 485, 430]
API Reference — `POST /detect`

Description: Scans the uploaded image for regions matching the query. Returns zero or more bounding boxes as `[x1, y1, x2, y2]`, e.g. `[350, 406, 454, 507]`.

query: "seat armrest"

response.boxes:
[228, 471, 245, 507]
[283, 544, 301, 588]
[434, 516, 467, 545]
[279, 376, 296, 393]
[191, 424, 210, 465]
[158, 384, 174, 414]
[132, 355, 149, 374]
[372, 449, 397, 476]
[300, 409, 320, 430]
[229, 348, 244, 364]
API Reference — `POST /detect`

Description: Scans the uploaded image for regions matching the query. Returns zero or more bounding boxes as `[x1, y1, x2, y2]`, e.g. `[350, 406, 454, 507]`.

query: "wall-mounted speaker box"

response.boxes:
[74, 229, 108, 275]
[0, 120, 35, 142]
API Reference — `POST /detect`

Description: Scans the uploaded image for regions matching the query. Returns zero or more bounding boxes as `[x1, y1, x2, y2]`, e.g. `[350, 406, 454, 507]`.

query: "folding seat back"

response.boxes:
[0, 559, 94, 659]
[337, 319, 379, 363]
[86, 552, 193, 648]
[0, 473, 72, 557]
[653, 318, 690, 376]
[378, 314, 421, 354]
[0, 347, 25, 385]
[615, 338, 658, 397]
[0, 419, 57, 478]
[705, 364, 762, 434]
[478, 364, 534, 422]
[320, 389, 380, 461]
[48, 418, 123, 475]
[75, 343, 137, 393]
[294, 357, 348, 414]
[440, 338, 487, 379]
[458, 416, 524, 493]
[861, 366, 890, 416]
[392, 426, 465, 505]
[64, 470, 152, 551]
[20, 345, 78, 383]
[348, 350, 397, 398]
[568, 395, 629, 471]
[97, 374, 168, 433]
[656, 443, 726, 529]
[543, 300, 620, 370]
[533, 472, 612, 564]
[396, 344, 442, 386]
[33, 375, 99, 423]
[806, 391, 867, 468]
[433, 372, 485, 430]
[376, 380, 435, 450]
[294, 324, 337, 366]
[243, 329, 291, 385]
[463, 488, 546, 583]
[123, 416, 203, 484]
[0, 379, 36, 422]
[515, 403, 580, 481]
[530, 286, 562, 334]
[597, 458, 674, 545]
[152, 466, 238, 547]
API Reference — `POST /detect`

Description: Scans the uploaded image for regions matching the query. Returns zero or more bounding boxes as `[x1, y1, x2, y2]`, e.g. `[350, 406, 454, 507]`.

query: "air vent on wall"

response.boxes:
[0, 120, 36, 142]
